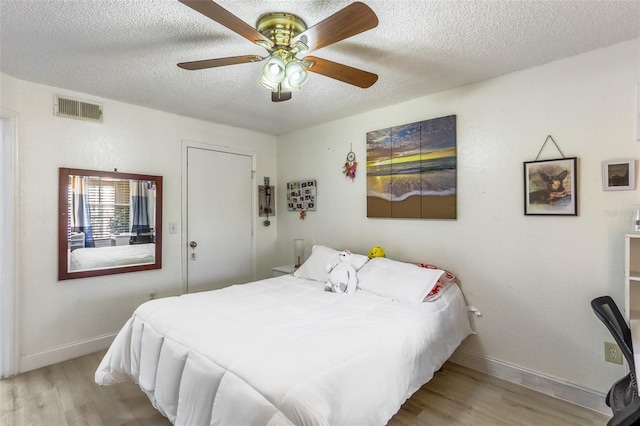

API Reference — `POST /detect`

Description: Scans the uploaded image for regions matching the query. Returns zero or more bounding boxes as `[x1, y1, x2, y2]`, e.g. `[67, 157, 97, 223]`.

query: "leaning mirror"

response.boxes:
[58, 168, 163, 280]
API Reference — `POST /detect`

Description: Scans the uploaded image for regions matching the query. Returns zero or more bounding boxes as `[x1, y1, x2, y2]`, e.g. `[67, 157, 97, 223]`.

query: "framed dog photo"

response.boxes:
[602, 159, 636, 191]
[524, 157, 577, 216]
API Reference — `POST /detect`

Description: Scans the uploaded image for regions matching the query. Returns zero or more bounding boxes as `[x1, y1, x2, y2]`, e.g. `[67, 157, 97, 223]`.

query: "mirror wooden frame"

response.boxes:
[58, 168, 163, 280]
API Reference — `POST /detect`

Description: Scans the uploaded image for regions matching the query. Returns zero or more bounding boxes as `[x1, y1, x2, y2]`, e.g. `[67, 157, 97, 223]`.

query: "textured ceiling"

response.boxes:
[1, 0, 639, 136]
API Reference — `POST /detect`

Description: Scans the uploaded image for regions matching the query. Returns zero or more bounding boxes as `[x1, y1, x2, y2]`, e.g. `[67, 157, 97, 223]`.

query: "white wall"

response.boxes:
[276, 38, 640, 395]
[0, 73, 278, 371]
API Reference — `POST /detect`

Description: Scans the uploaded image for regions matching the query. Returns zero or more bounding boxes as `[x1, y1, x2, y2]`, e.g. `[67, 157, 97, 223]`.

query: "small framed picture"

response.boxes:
[524, 157, 577, 216]
[602, 159, 636, 191]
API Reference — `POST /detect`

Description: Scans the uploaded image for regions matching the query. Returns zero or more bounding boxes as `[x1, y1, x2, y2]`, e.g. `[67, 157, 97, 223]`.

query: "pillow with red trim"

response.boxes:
[357, 257, 444, 303]
[415, 263, 456, 302]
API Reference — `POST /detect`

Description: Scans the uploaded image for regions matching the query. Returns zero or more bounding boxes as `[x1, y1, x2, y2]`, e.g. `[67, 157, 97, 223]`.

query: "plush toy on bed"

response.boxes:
[325, 250, 359, 294]
[368, 246, 385, 259]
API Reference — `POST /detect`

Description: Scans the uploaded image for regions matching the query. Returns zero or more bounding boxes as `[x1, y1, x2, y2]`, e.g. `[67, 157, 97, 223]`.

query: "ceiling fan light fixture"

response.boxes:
[255, 40, 272, 50]
[280, 77, 293, 92]
[258, 75, 279, 92]
[257, 12, 307, 47]
[262, 56, 286, 83]
[284, 61, 308, 90]
[291, 40, 309, 54]
[272, 88, 293, 102]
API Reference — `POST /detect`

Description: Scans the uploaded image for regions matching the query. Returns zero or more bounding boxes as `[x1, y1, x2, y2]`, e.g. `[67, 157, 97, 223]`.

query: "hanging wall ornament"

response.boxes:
[343, 144, 358, 181]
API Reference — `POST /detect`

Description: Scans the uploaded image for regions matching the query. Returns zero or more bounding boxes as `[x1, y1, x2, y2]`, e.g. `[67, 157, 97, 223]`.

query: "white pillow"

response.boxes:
[357, 257, 444, 303]
[347, 253, 370, 271]
[293, 245, 339, 282]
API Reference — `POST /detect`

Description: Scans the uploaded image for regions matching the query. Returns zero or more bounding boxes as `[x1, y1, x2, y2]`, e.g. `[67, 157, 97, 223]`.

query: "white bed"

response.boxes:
[95, 255, 472, 426]
[69, 243, 155, 271]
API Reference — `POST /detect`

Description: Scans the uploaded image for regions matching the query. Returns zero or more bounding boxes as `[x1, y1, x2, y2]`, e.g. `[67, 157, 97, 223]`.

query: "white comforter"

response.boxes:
[95, 275, 472, 426]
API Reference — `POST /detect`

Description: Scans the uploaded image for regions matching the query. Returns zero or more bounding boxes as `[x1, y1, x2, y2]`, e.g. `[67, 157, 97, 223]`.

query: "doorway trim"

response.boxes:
[181, 140, 257, 295]
[1, 109, 19, 378]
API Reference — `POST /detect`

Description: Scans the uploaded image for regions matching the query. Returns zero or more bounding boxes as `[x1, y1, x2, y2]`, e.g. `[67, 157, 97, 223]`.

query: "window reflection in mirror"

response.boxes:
[58, 168, 163, 280]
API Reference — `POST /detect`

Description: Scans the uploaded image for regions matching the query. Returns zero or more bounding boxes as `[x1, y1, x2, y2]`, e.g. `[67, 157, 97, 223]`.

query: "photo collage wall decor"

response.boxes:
[287, 180, 317, 211]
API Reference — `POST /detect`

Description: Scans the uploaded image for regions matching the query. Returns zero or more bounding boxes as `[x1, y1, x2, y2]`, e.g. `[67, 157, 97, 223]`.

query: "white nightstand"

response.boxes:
[110, 232, 135, 246]
[272, 264, 296, 277]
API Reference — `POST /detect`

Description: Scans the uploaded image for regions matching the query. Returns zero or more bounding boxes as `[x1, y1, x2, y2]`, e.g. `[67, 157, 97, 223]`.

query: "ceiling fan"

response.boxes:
[177, 0, 379, 102]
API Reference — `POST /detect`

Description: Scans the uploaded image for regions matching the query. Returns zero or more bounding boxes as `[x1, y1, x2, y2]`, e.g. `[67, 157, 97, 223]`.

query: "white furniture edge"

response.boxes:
[449, 349, 609, 415]
[272, 264, 296, 277]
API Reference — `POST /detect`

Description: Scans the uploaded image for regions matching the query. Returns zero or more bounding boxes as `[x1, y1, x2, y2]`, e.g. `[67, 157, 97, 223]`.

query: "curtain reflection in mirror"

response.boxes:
[131, 181, 150, 233]
[70, 176, 95, 248]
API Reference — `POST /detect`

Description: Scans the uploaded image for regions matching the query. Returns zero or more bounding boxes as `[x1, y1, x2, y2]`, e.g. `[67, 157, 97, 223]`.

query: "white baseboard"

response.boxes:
[449, 349, 610, 415]
[20, 333, 116, 374]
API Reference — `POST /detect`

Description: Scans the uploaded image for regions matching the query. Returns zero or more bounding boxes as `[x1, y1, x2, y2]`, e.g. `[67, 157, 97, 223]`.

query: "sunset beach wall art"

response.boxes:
[366, 115, 457, 219]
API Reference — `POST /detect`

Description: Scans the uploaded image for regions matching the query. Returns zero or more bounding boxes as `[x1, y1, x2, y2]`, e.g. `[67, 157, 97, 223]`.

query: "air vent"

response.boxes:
[54, 95, 103, 123]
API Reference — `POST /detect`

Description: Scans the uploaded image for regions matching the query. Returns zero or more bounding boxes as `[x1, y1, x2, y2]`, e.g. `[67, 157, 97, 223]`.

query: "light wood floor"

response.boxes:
[1, 350, 610, 426]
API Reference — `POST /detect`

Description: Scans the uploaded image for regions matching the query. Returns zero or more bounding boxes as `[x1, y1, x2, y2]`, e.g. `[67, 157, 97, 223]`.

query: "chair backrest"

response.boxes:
[130, 227, 153, 244]
[591, 296, 640, 425]
[591, 296, 634, 370]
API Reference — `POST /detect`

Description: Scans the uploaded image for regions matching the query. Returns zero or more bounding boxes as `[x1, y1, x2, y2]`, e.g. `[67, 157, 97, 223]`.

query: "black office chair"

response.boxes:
[129, 227, 154, 244]
[591, 296, 640, 426]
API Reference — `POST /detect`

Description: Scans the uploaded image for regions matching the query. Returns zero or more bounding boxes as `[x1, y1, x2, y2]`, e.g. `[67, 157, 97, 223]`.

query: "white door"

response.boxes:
[186, 146, 254, 293]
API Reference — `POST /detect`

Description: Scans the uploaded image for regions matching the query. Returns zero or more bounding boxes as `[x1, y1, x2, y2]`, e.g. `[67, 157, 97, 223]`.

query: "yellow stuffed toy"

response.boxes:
[368, 246, 385, 259]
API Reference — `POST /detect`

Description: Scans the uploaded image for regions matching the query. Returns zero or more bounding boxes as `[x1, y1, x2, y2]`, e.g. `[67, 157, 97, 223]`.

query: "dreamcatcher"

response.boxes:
[343, 145, 357, 181]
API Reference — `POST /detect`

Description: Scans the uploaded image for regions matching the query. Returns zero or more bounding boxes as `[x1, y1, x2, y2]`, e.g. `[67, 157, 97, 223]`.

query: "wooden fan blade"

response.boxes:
[179, 0, 273, 48]
[178, 55, 263, 70]
[303, 56, 377, 88]
[292, 2, 378, 52]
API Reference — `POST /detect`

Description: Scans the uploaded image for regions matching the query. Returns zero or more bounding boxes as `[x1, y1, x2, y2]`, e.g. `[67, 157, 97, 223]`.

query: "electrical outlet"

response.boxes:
[605, 341, 623, 365]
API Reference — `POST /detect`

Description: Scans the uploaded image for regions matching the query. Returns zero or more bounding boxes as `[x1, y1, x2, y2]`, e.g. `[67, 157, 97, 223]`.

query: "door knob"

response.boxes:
[190, 241, 197, 249]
